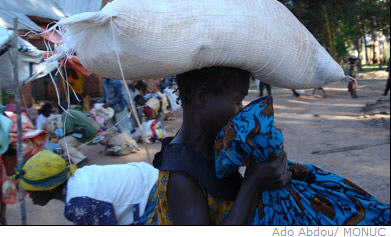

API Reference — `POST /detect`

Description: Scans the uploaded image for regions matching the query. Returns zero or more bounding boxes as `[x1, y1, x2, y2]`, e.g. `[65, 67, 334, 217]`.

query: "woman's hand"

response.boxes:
[244, 151, 291, 190]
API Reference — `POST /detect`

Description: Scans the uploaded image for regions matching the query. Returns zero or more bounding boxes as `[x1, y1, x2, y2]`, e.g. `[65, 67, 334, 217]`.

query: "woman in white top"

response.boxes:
[35, 103, 53, 130]
[15, 150, 159, 225]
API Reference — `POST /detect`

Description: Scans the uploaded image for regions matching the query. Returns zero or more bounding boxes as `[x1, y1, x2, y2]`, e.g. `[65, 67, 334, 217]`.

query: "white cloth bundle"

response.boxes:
[48, 0, 346, 88]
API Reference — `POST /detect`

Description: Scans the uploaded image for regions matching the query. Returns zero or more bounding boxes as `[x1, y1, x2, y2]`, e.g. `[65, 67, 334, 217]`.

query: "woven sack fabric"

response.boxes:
[49, 0, 345, 88]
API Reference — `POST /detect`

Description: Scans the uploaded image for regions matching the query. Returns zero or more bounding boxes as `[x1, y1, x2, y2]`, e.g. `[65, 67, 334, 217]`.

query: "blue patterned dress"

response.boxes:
[215, 96, 390, 225]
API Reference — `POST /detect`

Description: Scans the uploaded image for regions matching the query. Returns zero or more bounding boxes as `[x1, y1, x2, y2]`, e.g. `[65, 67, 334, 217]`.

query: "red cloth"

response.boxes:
[63, 56, 92, 77]
[142, 107, 154, 120]
[39, 26, 62, 44]
[40, 26, 92, 77]
[4, 104, 26, 113]
[4, 111, 48, 159]
[149, 119, 160, 138]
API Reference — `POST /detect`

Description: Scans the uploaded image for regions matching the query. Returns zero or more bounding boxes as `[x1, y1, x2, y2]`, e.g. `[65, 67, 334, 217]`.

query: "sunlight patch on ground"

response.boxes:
[286, 99, 313, 105]
[275, 120, 306, 125]
[315, 115, 364, 121]
[273, 104, 306, 111]
[277, 112, 363, 121]
[327, 103, 363, 107]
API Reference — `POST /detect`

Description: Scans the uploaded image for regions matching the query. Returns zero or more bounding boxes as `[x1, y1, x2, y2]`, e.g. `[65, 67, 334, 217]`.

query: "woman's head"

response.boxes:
[27, 185, 65, 206]
[39, 103, 53, 117]
[176, 66, 251, 138]
[14, 150, 77, 205]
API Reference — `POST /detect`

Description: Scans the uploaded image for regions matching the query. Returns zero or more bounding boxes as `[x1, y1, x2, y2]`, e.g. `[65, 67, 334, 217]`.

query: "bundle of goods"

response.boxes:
[100, 128, 140, 156]
[47, 0, 346, 88]
[89, 103, 115, 134]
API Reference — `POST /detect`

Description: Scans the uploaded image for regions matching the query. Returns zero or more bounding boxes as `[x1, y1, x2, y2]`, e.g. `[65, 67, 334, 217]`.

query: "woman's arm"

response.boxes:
[167, 172, 261, 225]
[221, 151, 291, 225]
[219, 177, 262, 225]
[167, 171, 264, 225]
[167, 151, 290, 225]
[167, 171, 210, 225]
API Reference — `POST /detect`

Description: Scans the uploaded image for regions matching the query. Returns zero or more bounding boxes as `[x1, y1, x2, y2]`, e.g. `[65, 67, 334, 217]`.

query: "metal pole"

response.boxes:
[12, 17, 27, 225]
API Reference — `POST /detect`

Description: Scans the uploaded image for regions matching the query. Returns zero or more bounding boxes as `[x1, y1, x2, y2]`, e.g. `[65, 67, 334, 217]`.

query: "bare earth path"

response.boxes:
[6, 72, 390, 225]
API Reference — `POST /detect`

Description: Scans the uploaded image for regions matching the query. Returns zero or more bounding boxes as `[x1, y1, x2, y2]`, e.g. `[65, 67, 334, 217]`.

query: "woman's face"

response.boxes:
[28, 191, 52, 206]
[199, 79, 249, 139]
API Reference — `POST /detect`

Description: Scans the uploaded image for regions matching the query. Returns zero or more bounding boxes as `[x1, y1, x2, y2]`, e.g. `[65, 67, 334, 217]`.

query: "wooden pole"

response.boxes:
[11, 18, 27, 225]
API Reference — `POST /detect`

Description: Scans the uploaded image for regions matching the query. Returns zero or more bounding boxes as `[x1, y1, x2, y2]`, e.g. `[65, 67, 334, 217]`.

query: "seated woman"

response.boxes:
[214, 96, 390, 225]
[57, 109, 99, 165]
[153, 66, 291, 225]
[36, 103, 53, 130]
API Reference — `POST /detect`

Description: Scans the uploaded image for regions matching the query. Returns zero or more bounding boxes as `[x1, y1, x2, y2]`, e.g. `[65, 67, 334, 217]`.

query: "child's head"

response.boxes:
[176, 66, 251, 137]
[134, 95, 146, 106]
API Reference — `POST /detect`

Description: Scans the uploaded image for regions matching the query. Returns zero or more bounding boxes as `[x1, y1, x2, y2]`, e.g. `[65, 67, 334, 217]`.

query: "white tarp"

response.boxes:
[0, 9, 42, 32]
[0, 26, 58, 89]
[0, 0, 102, 31]
[0, 24, 12, 47]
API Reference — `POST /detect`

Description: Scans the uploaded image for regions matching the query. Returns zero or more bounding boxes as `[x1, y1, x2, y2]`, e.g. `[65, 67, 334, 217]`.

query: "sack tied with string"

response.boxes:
[48, 0, 346, 88]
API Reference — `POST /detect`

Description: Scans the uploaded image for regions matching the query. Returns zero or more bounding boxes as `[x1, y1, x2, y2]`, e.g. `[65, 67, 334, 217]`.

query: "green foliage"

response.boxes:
[278, 0, 390, 63]
[360, 64, 386, 72]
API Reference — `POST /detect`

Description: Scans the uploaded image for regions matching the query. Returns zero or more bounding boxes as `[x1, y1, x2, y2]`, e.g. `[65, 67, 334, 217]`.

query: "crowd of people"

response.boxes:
[0, 74, 180, 225]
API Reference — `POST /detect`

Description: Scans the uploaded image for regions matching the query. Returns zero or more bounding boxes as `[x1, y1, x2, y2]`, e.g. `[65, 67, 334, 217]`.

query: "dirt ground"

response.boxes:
[5, 71, 390, 225]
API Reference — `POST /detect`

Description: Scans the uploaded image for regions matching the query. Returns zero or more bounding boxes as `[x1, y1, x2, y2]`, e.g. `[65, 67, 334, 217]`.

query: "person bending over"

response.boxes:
[15, 150, 158, 225]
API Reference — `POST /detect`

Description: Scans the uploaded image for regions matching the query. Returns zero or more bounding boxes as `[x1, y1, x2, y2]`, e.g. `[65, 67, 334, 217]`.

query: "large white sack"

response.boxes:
[49, 0, 346, 89]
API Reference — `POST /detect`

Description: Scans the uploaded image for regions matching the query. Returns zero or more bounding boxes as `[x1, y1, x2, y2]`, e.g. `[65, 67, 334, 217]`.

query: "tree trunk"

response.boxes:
[322, 5, 335, 57]
[370, 15, 378, 64]
[380, 40, 386, 66]
[363, 35, 369, 64]
[353, 38, 363, 70]
[359, 15, 369, 64]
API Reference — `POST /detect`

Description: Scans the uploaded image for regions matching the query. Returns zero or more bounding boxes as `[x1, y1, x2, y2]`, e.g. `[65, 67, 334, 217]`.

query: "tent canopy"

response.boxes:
[0, 0, 102, 31]
[0, 26, 58, 89]
[0, 0, 102, 87]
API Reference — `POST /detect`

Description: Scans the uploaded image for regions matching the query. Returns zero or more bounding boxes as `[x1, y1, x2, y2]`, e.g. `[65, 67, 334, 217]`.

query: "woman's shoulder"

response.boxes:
[168, 170, 203, 191]
[153, 137, 211, 173]
[153, 137, 242, 201]
[158, 169, 200, 190]
[153, 137, 186, 165]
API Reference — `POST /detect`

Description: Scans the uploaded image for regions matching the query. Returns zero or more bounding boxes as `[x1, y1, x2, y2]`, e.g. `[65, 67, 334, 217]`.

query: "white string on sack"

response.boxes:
[109, 17, 152, 162]
[42, 24, 75, 167]
[43, 20, 152, 164]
